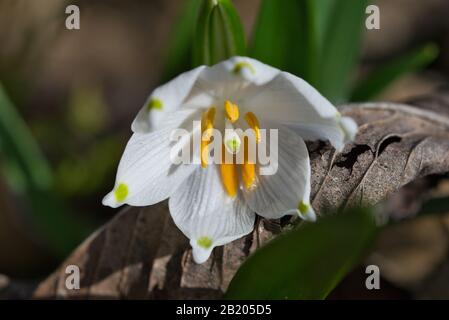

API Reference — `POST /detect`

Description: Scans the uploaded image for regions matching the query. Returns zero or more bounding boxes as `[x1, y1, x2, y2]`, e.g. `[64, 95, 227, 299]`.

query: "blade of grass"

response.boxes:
[250, 0, 318, 85]
[313, 0, 336, 52]
[0, 84, 92, 256]
[0, 84, 52, 192]
[318, 0, 368, 103]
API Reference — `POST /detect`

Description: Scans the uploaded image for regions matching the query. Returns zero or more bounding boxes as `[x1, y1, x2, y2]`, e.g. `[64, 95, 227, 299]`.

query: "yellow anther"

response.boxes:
[201, 107, 216, 140]
[242, 137, 256, 190]
[201, 139, 209, 168]
[244, 112, 260, 143]
[224, 100, 239, 123]
[200, 107, 216, 168]
[220, 145, 238, 197]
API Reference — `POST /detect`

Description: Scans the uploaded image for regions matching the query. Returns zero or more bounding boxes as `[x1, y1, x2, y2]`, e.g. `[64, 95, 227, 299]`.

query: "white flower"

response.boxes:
[102, 56, 357, 263]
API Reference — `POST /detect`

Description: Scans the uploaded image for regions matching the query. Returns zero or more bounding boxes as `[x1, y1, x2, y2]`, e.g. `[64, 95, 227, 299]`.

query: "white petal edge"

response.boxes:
[198, 56, 280, 87]
[182, 56, 282, 108]
[132, 65, 206, 133]
[242, 122, 316, 221]
[340, 116, 358, 144]
[169, 165, 256, 264]
[103, 109, 200, 208]
[242, 71, 359, 150]
[287, 115, 358, 152]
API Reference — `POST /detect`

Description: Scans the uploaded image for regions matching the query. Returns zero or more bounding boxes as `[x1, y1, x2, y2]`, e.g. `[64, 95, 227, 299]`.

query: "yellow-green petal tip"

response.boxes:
[298, 200, 309, 215]
[114, 183, 129, 202]
[233, 61, 255, 75]
[146, 98, 163, 111]
[197, 236, 213, 249]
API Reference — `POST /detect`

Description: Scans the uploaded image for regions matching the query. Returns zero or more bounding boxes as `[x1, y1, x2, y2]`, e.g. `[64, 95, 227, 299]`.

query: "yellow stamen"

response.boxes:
[244, 112, 260, 143]
[220, 145, 238, 197]
[201, 139, 209, 168]
[220, 163, 238, 197]
[224, 100, 239, 123]
[201, 107, 216, 140]
[242, 163, 255, 189]
[242, 137, 256, 189]
[200, 107, 216, 168]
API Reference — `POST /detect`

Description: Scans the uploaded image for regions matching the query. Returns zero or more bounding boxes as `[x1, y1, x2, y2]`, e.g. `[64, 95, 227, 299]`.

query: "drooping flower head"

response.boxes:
[103, 57, 357, 263]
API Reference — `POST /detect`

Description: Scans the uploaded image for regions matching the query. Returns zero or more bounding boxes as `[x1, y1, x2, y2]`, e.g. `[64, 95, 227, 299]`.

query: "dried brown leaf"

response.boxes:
[33, 99, 449, 299]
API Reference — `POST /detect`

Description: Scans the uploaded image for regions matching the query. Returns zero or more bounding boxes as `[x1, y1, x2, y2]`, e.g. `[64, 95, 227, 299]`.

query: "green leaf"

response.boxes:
[0, 84, 92, 257]
[318, 0, 368, 103]
[350, 43, 438, 101]
[0, 84, 52, 191]
[193, 0, 246, 66]
[250, 0, 318, 85]
[313, 0, 337, 51]
[161, 0, 203, 81]
[225, 207, 377, 300]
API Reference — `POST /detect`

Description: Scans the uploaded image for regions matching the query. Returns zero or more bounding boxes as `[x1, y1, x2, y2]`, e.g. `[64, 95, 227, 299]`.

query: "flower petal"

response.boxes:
[103, 109, 200, 208]
[242, 71, 357, 150]
[208, 56, 280, 86]
[183, 57, 281, 105]
[286, 115, 358, 152]
[132, 65, 206, 133]
[339, 116, 358, 144]
[169, 165, 255, 263]
[245, 71, 338, 117]
[242, 123, 316, 221]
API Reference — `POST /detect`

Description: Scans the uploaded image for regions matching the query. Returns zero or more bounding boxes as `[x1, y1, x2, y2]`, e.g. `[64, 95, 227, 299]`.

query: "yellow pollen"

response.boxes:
[244, 112, 260, 143]
[224, 100, 239, 123]
[200, 108, 216, 168]
[220, 145, 238, 197]
[242, 137, 256, 189]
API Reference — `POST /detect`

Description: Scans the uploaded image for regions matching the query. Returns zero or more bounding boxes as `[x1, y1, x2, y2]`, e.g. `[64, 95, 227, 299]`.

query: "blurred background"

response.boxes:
[1, 0, 449, 298]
